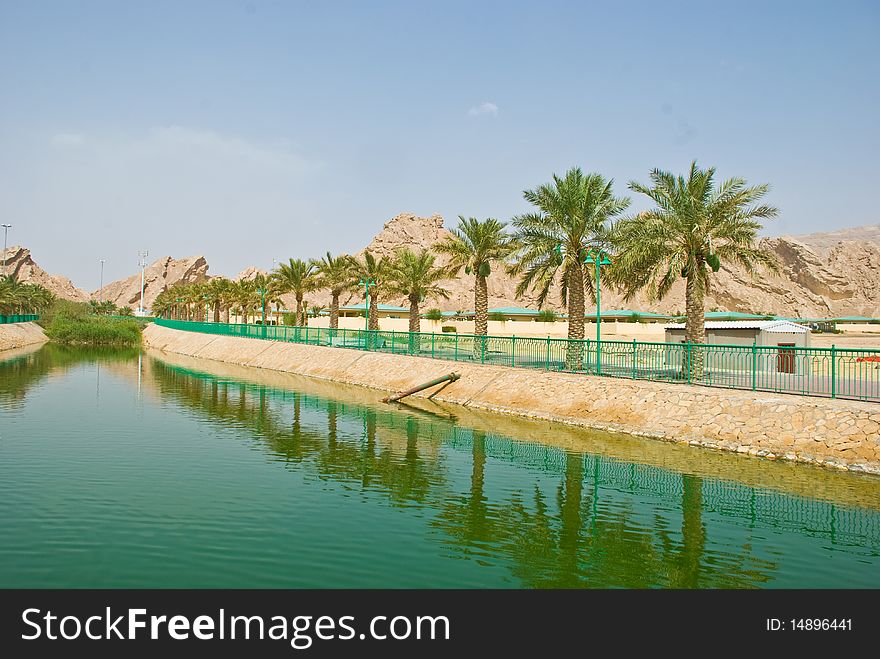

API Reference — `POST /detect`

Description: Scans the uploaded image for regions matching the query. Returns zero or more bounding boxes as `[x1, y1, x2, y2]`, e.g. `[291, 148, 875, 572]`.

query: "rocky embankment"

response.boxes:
[144, 323, 880, 475]
[0, 322, 48, 352]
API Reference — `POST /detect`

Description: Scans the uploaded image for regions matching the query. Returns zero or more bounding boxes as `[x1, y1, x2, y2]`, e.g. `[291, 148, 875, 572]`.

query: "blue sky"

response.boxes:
[1, 0, 877, 288]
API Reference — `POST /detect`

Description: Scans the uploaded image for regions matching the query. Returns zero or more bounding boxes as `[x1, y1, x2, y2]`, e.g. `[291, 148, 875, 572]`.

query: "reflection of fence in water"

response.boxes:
[156, 361, 880, 550]
[447, 428, 880, 548]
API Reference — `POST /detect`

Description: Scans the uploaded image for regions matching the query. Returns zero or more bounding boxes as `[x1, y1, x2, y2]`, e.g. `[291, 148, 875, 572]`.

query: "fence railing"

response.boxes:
[0, 314, 39, 324]
[153, 318, 880, 403]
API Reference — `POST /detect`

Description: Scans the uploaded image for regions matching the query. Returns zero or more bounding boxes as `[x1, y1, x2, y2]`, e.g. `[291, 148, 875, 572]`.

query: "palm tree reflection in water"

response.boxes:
[149, 359, 874, 588]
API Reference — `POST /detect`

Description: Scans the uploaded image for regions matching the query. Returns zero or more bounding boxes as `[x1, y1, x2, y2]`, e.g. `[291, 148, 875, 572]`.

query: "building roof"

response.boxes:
[828, 316, 878, 323]
[701, 311, 773, 321]
[664, 320, 810, 333]
[488, 306, 541, 316]
[339, 303, 409, 312]
[585, 309, 673, 320]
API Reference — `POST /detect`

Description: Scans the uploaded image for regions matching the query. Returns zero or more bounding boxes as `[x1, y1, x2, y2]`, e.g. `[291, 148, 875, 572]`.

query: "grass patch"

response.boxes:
[40, 301, 144, 346]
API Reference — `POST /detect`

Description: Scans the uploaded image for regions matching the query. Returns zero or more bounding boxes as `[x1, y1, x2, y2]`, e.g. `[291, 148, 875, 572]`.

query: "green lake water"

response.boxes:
[1, 344, 879, 588]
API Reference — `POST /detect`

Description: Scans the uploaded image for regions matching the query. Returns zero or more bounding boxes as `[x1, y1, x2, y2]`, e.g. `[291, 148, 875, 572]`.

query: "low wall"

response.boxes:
[0, 322, 48, 353]
[143, 323, 880, 475]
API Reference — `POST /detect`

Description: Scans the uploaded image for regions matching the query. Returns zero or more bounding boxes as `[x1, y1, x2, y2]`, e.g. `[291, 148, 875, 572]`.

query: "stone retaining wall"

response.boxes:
[0, 322, 48, 353]
[143, 323, 880, 475]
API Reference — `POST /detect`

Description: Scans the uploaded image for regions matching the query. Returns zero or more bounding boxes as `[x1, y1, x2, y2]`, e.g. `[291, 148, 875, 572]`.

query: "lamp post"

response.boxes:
[137, 249, 149, 315]
[2, 224, 11, 276]
[359, 278, 374, 331]
[584, 248, 612, 374]
[99, 259, 106, 304]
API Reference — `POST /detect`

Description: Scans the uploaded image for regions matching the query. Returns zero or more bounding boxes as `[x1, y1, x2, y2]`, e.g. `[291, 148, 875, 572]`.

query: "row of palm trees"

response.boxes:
[0, 274, 55, 316]
[153, 161, 776, 373]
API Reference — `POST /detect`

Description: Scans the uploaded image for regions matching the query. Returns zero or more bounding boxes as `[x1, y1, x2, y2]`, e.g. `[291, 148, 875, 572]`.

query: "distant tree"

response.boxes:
[435, 216, 512, 346]
[350, 251, 390, 331]
[611, 162, 777, 378]
[509, 167, 629, 369]
[312, 252, 357, 330]
[386, 249, 450, 353]
[272, 259, 317, 326]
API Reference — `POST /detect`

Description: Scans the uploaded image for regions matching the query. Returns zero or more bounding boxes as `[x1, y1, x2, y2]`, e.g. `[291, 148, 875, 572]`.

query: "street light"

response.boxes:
[2, 224, 11, 276]
[359, 278, 374, 331]
[137, 250, 149, 315]
[584, 248, 612, 374]
[99, 259, 106, 304]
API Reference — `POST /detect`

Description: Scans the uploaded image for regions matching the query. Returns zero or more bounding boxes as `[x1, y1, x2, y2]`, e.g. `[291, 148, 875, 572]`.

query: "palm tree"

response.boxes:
[227, 279, 256, 323]
[152, 288, 175, 319]
[435, 216, 511, 357]
[272, 258, 317, 326]
[251, 272, 280, 324]
[312, 252, 356, 330]
[386, 248, 449, 353]
[349, 251, 390, 331]
[612, 162, 777, 378]
[509, 168, 630, 369]
[0, 275, 54, 315]
[204, 278, 232, 322]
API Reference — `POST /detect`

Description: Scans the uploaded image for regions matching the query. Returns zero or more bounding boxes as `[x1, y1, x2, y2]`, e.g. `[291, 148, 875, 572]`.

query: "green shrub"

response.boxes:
[536, 310, 558, 322]
[43, 304, 143, 346]
[488, 312, 507, 321]
[423, 308, 443, 321]
[441, 325, 457, 333]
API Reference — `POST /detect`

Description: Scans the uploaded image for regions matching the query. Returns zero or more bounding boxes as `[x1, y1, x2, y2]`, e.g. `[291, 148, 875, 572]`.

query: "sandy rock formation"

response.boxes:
[95, 256, 210, 311]
[0, 246, 89, 302]
[210, 219, 880, 318]
[234, 267, 267, 281]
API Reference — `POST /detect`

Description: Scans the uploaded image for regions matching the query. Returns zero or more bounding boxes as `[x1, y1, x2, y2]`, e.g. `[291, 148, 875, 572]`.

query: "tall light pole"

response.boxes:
[584, 248, 612, 374]
[137, 250, 149, 315]
[99, 259, 106, 304]
[2, 224, 11, 276]
[359, 278, 374, 331]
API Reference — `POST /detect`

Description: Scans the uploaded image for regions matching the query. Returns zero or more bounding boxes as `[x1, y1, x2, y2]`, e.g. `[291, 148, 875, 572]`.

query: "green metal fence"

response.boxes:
[0, 314, 39, 324]
[153, 318, 880, 403]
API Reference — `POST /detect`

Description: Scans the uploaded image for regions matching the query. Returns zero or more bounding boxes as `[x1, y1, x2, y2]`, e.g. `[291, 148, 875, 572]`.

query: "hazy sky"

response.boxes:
[1, 0, 877, 289]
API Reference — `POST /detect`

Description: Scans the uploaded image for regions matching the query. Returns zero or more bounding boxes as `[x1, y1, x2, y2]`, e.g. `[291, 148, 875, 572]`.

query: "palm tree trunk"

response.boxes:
[566, 262, 586, 370]
[368, 293, 379, 331]
[408, 295, 420, 354]
[213, 304, 220, 323]
[679, 475, 705, 587]
[223, 306, 230, 323]
[296, 294, 304, 327]
[474, 274, 488, 361]
[684, 273, 705, 379]
[330, 292, 339, 330]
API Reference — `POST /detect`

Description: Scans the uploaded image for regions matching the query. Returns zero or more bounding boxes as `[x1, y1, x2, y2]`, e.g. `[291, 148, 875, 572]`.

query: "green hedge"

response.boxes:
[43, 314, 143, 346]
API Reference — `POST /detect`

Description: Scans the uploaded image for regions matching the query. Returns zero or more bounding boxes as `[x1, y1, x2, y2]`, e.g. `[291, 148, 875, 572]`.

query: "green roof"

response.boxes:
[701, 311, 772, 320]
[488, 306, 541, 316]
[828, 316, 878, 323]
[339, 303, 409, 312]
[585, 309, 672, 320]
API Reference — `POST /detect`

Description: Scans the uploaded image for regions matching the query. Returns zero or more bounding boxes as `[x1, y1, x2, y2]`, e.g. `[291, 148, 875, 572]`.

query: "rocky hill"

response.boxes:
[0, 246, 89, 302]
[94, 256, 210, 310]
[307, 215, 880, 318]
[7, 218, 879, 318]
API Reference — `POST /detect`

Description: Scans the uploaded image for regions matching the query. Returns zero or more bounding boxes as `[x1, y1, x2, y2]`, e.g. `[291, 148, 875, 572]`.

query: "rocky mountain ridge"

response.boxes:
[1, 247, 89, 302]
[5, 218, 879, 318]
